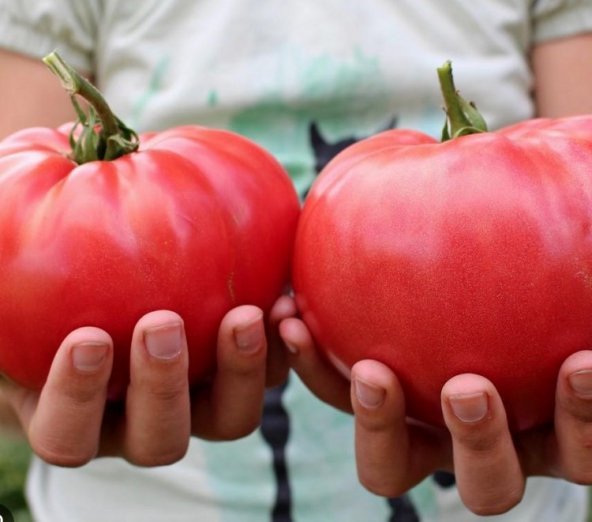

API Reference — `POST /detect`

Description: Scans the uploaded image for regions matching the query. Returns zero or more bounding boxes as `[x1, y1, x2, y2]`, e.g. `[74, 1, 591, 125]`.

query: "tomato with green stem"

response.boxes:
[0, 52, 300, 397]
[293, 61, 592, 431]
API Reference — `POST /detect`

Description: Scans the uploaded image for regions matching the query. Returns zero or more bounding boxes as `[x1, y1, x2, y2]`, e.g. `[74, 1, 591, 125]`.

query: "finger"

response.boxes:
[554, 350, 592, 483]
[124, 311, 190, 466]
[280, 317, 352, 412]
[352, 360, 447, 497]
[26, 327, 113, 466]
[266, 295, 298, 387]
[441, 374, 525, 516]
[192, 305, 267, 440]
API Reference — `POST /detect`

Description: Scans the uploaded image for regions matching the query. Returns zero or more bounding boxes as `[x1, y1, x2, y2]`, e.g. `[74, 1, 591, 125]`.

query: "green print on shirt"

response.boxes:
[207, 90, 219, 107]
[228, 48, 393, 198]
[129, 56, 170, 130]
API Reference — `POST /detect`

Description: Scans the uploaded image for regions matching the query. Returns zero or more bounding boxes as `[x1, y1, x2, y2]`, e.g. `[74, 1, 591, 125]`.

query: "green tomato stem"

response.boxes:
[43, 51, 139, 164]
[437, 61, 488, 141]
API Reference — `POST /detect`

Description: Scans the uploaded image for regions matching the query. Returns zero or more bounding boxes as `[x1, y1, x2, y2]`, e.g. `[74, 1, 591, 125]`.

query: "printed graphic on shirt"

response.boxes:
[388, 496, 420, 522]
[260, 381, 293, 522]
[306, 118, 397, 193]
[227, 48, 394, 198]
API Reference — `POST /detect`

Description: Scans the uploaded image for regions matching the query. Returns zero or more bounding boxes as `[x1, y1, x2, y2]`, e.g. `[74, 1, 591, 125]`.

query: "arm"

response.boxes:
[0, 49, 76, 139]
[531, 32, 592, 117]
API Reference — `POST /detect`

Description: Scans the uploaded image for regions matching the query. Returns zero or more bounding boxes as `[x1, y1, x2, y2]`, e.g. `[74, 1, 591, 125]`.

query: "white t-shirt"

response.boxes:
[1, 1, 592, 521]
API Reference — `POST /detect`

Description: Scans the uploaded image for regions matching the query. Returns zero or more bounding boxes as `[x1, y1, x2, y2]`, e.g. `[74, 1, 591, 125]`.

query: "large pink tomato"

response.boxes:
[0, 53, 300, 397]
[293, 115, 592, 431]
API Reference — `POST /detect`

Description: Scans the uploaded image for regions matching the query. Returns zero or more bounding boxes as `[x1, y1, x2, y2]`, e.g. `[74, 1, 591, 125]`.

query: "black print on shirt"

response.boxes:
[261, 381, 293, 522]
[433, 470, 456, 488]
[308, 117, 398, 175]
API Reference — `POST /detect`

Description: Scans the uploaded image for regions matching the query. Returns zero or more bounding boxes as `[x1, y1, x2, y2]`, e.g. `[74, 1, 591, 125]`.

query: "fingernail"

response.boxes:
[285, 342, 299, 355]
[569, 369, 592, 398]
[144, 323, 182, 360]
[72, 342, 109, 372]
[354, 379, 386, 409]
[233, 317, 264, 354]
[449, 392, 488, 423]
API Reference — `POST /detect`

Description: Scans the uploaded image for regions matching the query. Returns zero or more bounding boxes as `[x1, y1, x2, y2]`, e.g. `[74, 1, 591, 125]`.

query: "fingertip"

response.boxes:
[53, 327, 113, 381]
[351, 360, 396, 388]
[269, 295, 297, 324]
[441, 374, 495, 426]
[441, 373, 495, 396]
[233, 317, 265, 356]
[558, 350, 592, 402]
[278, 317, 313, 357]
[70, 341, 111, 373]
[351, 361, 404, 428]
[554, 351, 592, 483]
[216, 306, 265, 355]
[352, 378, 386, 410]
[222, 305, 264, 327]
[559, 350, 592, 374]
[60, 326, 113, 350]
[136, 309, 185, 329]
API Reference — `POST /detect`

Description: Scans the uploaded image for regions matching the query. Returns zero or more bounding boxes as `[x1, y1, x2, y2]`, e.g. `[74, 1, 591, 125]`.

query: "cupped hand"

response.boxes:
[0, 296, 296, 468]
[280, 312, 592, 516]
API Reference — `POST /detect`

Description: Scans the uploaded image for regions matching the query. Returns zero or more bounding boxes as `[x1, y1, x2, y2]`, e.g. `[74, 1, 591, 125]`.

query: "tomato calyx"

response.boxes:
[438, 60, 488, 141]
[43, 51, 139, 164]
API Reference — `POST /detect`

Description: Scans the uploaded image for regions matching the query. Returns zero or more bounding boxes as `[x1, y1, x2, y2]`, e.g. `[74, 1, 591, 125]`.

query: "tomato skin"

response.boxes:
[293, 116, 592, 431]
[0, 125, 300, 397]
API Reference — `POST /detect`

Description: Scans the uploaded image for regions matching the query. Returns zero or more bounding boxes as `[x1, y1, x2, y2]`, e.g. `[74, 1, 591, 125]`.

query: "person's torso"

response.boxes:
[19, 1, 589, 521]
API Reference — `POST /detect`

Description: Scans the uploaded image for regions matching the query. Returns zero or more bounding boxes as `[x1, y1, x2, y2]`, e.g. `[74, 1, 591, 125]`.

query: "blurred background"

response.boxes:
[0, 434, 33, 521]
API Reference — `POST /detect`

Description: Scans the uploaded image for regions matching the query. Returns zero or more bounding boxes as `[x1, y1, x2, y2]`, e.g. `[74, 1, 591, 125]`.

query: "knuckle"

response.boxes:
[230, 364, 263, 380]
[576, 431, 592, 453]
[63, 388, 102, 407]
[355, 402, 403, 432]
[30, 436, 94, 467]
[132, 375, 187, 405]
[214, 416, 260, 441]
[127, 443, 188, 467]
[359, 473, 406, 498]
[58, 377, 106, 406]
[224, 349, 267, 378]
[453, 426, 504, 454]
[565, 466, 592, 485]
[357, 415, 395, 433]
[465, 488, 523, 516]
[148, 381, 187, 403]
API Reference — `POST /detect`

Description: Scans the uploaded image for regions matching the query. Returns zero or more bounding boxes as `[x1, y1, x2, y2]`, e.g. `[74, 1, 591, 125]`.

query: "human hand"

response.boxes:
[279, 312, 592, 516]
[0, 296, 295, 467]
